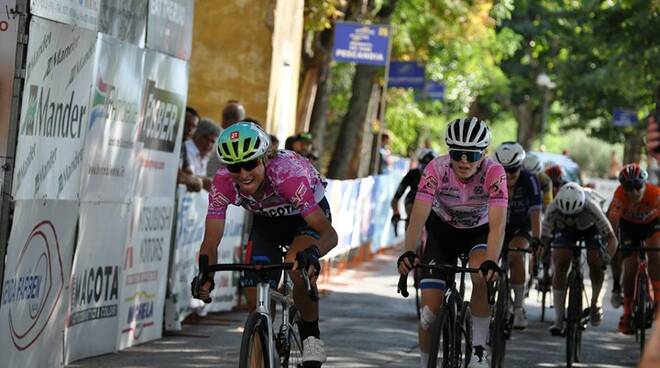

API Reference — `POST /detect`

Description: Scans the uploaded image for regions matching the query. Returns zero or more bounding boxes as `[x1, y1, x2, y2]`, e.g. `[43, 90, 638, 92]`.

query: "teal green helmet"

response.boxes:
[216, 122, 270, 164]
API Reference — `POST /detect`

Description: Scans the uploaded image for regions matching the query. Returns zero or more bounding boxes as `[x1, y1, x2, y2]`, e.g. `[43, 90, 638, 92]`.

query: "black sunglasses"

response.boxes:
[449, 150, 483, 163]
[622, 180, 644, 192]
[227, 159, 261, 173]
[505, 166, 521, 173]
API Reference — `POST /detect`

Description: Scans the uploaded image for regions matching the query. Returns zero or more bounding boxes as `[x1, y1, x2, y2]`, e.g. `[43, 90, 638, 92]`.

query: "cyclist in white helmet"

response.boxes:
[523, 153, 553, 209]
[398, 117, 508, 368]
[493, 142, 542, 329]
[541, 183, 617, 335]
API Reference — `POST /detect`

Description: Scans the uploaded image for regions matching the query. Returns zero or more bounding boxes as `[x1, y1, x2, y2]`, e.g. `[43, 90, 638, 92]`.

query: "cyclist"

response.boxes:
[545, 163, 567, 197]
[541, 183, 617, 335]
[493, 142, 542, 329]
[397, 117, 507, 368]
[192, 122, 338, 367]
[607, 164, 660, 334]
[391, 149, 437, 228]
[523, 153, 553, 208]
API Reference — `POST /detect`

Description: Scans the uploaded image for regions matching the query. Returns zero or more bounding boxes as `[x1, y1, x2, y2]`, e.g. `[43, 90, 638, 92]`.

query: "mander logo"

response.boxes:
[1, 221, 64, 350]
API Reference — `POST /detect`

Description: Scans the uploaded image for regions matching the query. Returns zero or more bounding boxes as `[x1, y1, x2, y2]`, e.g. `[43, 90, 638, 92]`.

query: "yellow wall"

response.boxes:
[187, 0, 303, 142]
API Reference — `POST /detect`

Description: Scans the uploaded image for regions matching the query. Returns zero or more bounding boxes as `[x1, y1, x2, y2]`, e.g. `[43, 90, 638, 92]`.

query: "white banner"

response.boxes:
[1, 0, 17, 160]
[0, 200, 77, 368]
[12, 17, 95, 200]
[135, 50, 187, 198]
[98, 0, 147, 47]
[30, 0, 99, 31]
[208, 204, 243, 312]
[118, 196, 173, 349]
[146, 0, 194, 60]
[65, 202, 129, 363]
[80, 34, 144, 203]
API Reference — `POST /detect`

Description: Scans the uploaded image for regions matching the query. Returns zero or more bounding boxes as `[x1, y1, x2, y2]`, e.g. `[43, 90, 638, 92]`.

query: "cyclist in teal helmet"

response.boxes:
[195, 122, 337, 366]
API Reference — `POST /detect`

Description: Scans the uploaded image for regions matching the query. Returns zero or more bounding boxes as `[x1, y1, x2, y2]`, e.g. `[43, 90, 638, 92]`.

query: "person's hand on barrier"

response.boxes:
[397, 250, 419, 275]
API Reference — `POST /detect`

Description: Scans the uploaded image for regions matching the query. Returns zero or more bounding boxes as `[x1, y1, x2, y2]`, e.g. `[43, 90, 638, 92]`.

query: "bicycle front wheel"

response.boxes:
[565, 273, 583, 368]
[239, 312, 271, 368]
[635, 272, 648, 354]
[281, 306, 304, 368]
[456, 301, 472, 368]
[428, 306, 453, 368]
[490, 278, 509, 368]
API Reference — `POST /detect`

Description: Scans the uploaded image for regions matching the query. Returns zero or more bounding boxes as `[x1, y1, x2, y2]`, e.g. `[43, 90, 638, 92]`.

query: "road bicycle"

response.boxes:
[490, 247, 531, 368]
[194, 251, 318, 368]
[398, 255, 496, 368]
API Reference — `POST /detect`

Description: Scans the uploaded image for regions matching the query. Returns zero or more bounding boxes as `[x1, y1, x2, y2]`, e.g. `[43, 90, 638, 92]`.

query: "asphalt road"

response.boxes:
[68, 247, 643, 368]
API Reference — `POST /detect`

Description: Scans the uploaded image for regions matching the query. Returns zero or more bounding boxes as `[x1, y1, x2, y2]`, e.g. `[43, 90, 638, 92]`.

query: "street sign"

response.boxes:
[388, 61, 425, 89]
[613, 108, 637, 127]
[424, 80, 444, 100]
[332, 22, 390, 65]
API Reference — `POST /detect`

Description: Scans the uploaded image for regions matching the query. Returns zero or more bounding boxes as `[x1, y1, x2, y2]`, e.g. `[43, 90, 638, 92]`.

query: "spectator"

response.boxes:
[187, 118, 221, 191]
[607, 149, 622, 179]
[177, 107, 203, 192]
[284, 135, 298, 150]
[378, 132, 392, 174]
[269, 134, 279, 157]
[207, 100, 247, 177]
[648, 116, 660, 161]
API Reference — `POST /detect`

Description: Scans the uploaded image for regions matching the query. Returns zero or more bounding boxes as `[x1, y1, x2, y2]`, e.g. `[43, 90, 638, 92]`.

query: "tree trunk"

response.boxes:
[623, 128, 645, 164]
[350, 82, 380, 178]
[512, 102, 541, 151]
[326, 64, 378, 179]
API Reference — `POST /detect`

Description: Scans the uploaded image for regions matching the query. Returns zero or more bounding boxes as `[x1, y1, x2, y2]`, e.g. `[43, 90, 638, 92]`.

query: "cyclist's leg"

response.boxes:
[464, 224, 490, 351]
[509, 232, 530, 306]
[584, 227, 606, 325]
[645, 220, 660, 305]
[551, 232, 574, 332]
[242, 231, 285, 311]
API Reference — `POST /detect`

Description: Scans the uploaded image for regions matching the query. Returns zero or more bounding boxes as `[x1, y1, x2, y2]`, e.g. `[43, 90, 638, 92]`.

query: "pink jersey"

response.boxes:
[416, 155, 508, 228]
[207, 150, 326, 220]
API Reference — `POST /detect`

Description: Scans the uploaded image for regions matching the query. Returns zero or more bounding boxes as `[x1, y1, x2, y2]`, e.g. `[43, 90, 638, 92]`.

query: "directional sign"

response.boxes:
[332, 22, 390, 65]
[613, 108, 637, 128]
[424, 81, 445, 100]
[388, 61, 425, 89]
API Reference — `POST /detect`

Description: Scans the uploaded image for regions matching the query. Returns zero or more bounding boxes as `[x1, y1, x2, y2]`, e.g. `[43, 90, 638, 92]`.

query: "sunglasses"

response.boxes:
[227, 159, 261, 173]
[622, 180, 644, 192]
[505, 166, 521, 174]
[449, 150, 483, 163]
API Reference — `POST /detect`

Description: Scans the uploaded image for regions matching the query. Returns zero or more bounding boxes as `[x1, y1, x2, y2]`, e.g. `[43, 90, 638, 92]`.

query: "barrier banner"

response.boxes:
[355, 176, 375, 244]
[80, 34, 144, 203]
[0, 200, 77, 368]
[135, 50, 187, 198]
[118, 196, 173, 349]
[30, 0, 99, 31]
[12, 17, 96, 200]
[325, 179, 359, 258]
[1, 0, 17, 161]
[207, 205, 243, 312]
[146, 0, 194, 60]
[98, 0, 147, 47]
[65, 202, 129, 363]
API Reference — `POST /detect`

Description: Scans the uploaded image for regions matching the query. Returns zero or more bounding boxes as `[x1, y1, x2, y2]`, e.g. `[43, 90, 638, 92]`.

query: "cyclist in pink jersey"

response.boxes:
[398, 117, 508, 368]
[193, 122, 337, 366]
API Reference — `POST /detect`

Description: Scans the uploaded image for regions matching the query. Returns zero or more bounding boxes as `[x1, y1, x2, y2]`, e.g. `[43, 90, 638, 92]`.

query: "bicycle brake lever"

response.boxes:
[300, 267, 319, 302]
[397, 273, 409, 298]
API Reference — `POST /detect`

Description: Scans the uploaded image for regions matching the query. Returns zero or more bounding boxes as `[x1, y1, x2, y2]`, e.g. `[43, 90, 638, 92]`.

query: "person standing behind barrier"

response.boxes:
[206, 100, 247, 177]
[378, 132, 392, 174]
[178, 107, 203, 192]
[186, 118, 221, 192]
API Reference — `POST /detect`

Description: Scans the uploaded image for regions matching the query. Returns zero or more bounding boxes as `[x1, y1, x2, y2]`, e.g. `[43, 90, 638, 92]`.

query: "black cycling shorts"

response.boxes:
[552, 225, 604, 249]
[619, 218, 660, 257]
[240, 197, 332, 288]
[419, 212, 489, 291]
[504, 222, 531, 245]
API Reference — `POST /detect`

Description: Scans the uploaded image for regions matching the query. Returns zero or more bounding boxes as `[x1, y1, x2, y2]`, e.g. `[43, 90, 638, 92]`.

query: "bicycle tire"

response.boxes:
[565, 272, 582, 368]
[540, 267, 550, 322]
[490, 278, 509, 368]
[428, 306, 453, 368]
[456, 301, 472, 368]
[636, 272, 648, 354]
[239, 312, 271, 368]
[281, 306, 304, 368]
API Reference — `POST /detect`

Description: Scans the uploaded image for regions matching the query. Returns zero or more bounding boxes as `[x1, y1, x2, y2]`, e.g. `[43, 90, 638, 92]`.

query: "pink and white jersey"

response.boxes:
[207, 150, 326, 220]
[416, 155, 508, 228]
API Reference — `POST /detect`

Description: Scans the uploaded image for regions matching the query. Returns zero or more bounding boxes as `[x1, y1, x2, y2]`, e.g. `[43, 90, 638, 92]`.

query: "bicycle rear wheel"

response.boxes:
[565, 273, 583, 368]
[280, 306, 304, 368]
[428, 306, 453, 368]
[239, 312, 271, 368]
[635, 273, 648, 354]
[490, 278, 509, 368]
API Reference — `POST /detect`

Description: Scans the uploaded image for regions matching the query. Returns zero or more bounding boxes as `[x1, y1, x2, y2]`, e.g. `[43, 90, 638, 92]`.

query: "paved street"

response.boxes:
[68, 247, 642, 367]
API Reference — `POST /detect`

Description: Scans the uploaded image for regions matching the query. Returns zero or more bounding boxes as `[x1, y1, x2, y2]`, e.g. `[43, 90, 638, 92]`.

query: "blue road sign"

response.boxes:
[332, 22, 390, 65]
[424, 80, 444, 100]
[388, 61, 425, 89]
[613, 108, 637, 127]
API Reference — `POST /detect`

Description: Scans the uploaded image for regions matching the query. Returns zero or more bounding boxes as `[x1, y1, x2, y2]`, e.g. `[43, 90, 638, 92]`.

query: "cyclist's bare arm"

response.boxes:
[404, 199, 432, 254]
[530, 208, 542, 239]
[199, 218, 225, 265]
[485, 206, 506, 263]
[301, 208, 338, 256]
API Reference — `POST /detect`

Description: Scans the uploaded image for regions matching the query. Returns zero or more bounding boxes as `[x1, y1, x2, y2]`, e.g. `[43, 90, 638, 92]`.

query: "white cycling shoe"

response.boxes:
[513, 307, 529, 329]
[302, 336, 327, 366]
[468, 345, 491, 368]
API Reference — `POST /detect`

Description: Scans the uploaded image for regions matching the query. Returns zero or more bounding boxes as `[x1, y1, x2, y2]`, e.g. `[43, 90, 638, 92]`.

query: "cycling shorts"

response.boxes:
[504, 222, 531, 245]
[419, 211, 489, 290]
[552, 225, 604, 249]
[619, 218, 660, 257]
[240, 197, 332, 288]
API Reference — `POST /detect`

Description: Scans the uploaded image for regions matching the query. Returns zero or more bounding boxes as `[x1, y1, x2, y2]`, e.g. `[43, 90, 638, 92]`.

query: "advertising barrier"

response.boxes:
[12, 17, 96, 200]
[1, 0, 17, 162]
[0, 200, 78, 367]
[98, 0, 147, 47]
[146, 0, 194, 60]
[30, 0, 99, 31]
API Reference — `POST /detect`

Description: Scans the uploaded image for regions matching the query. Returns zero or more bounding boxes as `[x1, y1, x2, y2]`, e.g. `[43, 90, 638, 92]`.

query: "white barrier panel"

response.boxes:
[80, 33, 144, 203]
[146, 0, 194, 60]
[65, 202, 129, 363]
[0, 200, 77, 368]
[98, 0, 147, 47]
[135, 50, 187, 198]
[30, 0, 99, 31]
[586, 177, 618, 210]
[207, 205, 243, 312]
[0, 0, 17, 160]
[118, 197, 173, 349]
[12, 17, 96, 200]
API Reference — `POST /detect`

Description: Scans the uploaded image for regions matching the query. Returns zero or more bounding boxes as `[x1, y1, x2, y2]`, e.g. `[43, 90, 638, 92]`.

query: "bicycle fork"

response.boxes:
[256, 283, 276, 368]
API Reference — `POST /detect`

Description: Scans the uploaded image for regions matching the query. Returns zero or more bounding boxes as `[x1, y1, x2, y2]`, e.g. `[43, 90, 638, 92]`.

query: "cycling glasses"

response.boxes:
[505, 166, 521, 174]
[622, 179, 644, 192]
[449, 149, 484, 163]
[226, 159, 261, 173]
